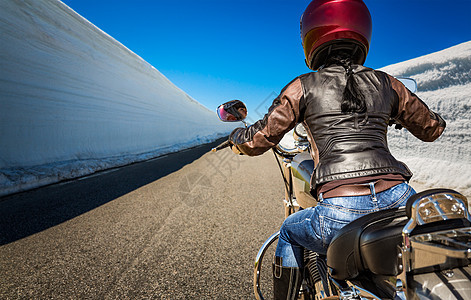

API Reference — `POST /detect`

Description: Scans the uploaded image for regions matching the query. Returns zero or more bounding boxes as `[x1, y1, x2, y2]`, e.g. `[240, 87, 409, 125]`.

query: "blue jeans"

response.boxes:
[274, 182, 416, 268]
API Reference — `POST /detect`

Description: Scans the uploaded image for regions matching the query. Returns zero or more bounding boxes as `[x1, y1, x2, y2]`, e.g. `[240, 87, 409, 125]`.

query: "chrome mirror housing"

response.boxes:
[396, 77, 418, 93]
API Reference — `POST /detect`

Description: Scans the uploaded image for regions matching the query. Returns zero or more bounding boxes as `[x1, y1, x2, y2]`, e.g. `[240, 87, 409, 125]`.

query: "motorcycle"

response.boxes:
[213, 78, 471, 299]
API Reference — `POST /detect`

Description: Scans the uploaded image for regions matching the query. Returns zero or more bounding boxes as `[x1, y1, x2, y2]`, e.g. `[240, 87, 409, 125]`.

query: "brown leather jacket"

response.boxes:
[229, 65, 445, 191]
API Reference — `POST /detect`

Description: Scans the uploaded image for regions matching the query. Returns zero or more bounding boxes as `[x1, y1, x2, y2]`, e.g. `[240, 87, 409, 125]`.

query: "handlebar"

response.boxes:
[211, 140, 231, 152]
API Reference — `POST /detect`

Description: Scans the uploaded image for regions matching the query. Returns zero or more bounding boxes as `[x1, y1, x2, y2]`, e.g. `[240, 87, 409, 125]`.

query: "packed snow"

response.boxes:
[382, 41, 471, 196]
[0, 0, 233, 196]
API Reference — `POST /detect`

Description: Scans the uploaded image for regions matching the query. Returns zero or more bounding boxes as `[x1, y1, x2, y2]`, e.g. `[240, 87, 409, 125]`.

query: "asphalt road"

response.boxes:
[0, 140, 464, 299]
[0, 140, 285, 299]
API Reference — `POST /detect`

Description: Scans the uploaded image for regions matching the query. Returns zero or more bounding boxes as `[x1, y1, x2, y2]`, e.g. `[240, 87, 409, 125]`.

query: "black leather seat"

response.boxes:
[326, 207, 407, 280]
[326, 188, 469, 281]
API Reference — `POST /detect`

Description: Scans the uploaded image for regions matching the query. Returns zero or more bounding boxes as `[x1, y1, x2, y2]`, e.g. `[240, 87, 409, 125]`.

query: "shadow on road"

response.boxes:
[0, 138, 226, 245]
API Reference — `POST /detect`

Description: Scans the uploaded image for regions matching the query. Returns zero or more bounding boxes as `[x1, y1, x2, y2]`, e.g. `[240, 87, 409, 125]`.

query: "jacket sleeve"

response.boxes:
[388, 75, 446, 142]
[229, 78, 304, 156]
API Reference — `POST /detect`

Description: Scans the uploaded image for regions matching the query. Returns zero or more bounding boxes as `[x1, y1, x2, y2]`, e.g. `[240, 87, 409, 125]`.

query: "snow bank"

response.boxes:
[381, 41, 471, 196]
[0, 0, 233, 196]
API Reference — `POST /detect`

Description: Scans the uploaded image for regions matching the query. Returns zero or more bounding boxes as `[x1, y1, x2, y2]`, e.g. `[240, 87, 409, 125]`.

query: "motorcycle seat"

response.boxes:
[326, 207, 408, 280]
[326, 188, 470, 281]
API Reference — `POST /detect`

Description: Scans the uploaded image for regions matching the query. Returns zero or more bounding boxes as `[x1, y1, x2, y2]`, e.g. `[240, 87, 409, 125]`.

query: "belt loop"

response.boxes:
[369, 182, 377, 202]
[318, 192, 324, 203]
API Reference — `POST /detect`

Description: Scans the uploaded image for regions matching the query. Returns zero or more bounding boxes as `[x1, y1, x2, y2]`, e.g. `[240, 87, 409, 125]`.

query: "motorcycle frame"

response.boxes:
[273, 150, 299, 219]
[253, 147, 305, 300]
[255, 146, 361, 300]
[254, 148, 471, 300]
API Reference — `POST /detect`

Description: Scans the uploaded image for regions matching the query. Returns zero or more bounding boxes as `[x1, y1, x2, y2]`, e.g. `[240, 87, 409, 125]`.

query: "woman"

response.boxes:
[228, 0, 446, 299]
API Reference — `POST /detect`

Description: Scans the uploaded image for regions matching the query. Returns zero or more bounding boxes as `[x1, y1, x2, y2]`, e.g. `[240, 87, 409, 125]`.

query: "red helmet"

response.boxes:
[301, 0, 372, 70]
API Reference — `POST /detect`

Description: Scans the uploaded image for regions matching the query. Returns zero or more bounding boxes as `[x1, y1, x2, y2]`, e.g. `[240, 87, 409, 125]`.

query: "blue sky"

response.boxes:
[62, 0, 471, 115]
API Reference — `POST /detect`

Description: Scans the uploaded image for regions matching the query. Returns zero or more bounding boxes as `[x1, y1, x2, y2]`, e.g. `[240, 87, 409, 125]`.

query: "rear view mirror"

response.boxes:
[397, 77, 417, 93]
[217, 100, 248, 122]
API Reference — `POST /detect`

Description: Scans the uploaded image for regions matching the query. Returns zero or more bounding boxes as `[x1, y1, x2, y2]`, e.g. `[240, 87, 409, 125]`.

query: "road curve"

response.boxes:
[0, 140, 285, 299]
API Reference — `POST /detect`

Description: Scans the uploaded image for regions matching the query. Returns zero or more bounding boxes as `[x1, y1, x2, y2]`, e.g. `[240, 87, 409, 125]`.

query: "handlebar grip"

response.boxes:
[211, 140, 231, 152]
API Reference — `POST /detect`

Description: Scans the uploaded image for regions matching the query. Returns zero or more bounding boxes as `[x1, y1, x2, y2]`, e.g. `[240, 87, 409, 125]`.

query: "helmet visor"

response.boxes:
[217, 105, 238, 122]
[216, 100, 247, 122]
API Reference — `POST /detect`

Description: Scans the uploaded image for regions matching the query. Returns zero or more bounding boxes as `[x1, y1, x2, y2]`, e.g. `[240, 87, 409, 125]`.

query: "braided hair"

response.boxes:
[324, 51, 366, 114]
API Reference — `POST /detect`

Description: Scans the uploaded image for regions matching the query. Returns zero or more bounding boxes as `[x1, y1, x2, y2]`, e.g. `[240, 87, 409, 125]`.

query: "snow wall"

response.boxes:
[382, 41, 471, 196]
[0, 0, 233, 196]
